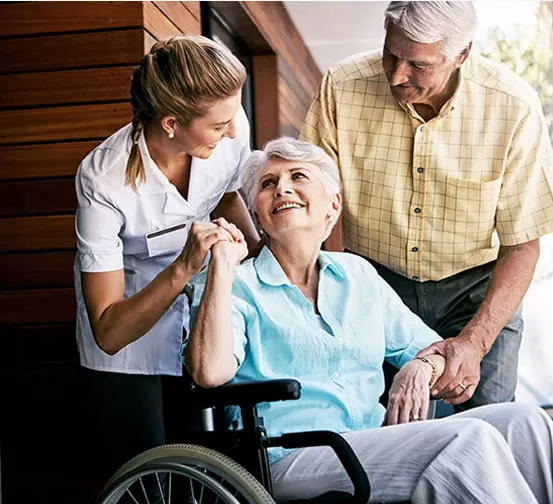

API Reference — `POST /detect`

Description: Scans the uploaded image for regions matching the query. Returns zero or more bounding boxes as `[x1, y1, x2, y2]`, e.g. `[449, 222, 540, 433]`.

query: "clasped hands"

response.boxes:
[177, 218, 249, 277]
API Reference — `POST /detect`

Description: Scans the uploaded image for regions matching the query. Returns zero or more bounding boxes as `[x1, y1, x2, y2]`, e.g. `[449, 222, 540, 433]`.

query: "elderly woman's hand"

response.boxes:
[177, 220, 235, 276]
[385, 359, 433, 426]
[211, 217, 249, 266]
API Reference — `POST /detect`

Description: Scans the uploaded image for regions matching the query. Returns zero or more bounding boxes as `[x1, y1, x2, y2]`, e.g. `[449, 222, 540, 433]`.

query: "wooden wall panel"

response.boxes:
[252, 55, 280, 146]
[0, 215, 75, 252]
[0, 178, 76, 217]
[1, 29, 146, 73]
[0, 252, 75, 290]
[0, 103, 132, 145]
[0, 67, 134, 109]
[182, 1, 201, 22]
[0, 3, 147, 499]
[0, 141, 99, 180]
[0, 1, 143, 36]
[153, 1, 202, 35]
[144, 1, 185, 40]
[0, 289, 76, 324]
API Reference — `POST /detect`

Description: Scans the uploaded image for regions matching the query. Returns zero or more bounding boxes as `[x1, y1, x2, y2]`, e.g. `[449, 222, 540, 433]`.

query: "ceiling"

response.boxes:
[284, 1, 388, 72]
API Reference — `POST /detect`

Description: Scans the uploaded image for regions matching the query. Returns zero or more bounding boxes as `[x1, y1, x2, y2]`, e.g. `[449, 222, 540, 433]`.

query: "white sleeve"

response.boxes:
[75, 166, 124, 272]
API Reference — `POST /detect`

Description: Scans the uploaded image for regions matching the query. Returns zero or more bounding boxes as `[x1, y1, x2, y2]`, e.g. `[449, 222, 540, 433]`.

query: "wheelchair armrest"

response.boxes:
[192, 379, 301, 408]
[268, 430, 370, 503]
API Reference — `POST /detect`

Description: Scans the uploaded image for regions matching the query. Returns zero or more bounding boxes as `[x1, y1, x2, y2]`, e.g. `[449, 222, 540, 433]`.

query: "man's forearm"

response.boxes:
[458, 238, 540, 355]
[214, 191, 260, 250]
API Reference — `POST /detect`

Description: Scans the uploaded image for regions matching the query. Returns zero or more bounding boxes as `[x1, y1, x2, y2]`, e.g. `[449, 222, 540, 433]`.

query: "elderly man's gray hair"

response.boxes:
[240, 137, 342, 210]
[384, 1, 477, 61]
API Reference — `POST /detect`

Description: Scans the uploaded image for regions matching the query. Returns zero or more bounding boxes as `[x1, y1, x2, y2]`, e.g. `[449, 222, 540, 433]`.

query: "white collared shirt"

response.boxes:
[74, 109, 250, 375]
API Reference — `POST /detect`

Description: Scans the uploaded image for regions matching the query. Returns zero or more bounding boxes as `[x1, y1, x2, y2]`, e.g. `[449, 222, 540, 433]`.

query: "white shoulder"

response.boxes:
[77, 123, 133, 190]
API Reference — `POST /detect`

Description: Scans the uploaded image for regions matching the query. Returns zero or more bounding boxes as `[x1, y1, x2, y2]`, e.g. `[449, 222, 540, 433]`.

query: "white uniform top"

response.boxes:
[74, 109, 250, 375]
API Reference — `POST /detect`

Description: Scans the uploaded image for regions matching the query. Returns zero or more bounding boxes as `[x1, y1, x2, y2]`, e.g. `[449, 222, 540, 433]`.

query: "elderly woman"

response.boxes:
[185, 138, 553, 503]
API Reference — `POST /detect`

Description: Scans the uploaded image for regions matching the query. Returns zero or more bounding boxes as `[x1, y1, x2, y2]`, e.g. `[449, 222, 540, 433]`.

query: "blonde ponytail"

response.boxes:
[125, 119, 146, 190]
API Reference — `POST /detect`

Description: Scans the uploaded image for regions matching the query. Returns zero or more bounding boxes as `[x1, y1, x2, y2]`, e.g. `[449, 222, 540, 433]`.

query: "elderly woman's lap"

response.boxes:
[270, 403, 552, 503]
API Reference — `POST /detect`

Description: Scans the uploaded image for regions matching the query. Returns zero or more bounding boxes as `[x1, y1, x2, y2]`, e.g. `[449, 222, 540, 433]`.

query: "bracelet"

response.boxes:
[413, 356, 437, 386]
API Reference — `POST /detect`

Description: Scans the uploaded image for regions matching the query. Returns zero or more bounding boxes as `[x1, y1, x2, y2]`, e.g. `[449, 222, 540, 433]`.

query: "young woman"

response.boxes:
[74, 36, 259, 480]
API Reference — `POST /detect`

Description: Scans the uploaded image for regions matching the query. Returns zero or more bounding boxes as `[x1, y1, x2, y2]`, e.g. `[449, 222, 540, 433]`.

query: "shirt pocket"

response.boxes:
[443, 176, 502, 242]
[145, 222, 188, 258]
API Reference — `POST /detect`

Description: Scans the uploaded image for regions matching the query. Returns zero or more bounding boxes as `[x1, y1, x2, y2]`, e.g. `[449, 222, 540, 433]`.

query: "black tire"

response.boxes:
[96, 443, 276, 504]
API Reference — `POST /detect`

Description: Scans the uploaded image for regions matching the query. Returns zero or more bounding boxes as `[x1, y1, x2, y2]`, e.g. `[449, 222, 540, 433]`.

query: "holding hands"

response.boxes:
[177, 218, 248, 277]
[416, 337, 481, 406]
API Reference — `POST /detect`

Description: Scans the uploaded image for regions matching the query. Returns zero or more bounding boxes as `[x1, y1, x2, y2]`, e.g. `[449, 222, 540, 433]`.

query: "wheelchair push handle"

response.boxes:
[269, 430, 371, 503]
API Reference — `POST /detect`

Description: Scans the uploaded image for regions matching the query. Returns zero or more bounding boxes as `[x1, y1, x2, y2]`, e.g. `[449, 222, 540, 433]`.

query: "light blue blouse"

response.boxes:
[190, 246, 441, 462]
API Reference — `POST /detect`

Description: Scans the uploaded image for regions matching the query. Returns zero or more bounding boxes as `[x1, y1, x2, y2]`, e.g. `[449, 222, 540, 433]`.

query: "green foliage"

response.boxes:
[477, 3, 553, 140]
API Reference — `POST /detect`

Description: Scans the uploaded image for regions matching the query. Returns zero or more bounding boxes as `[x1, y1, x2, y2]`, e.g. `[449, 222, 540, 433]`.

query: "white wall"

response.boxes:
[285, 1, 387, 71]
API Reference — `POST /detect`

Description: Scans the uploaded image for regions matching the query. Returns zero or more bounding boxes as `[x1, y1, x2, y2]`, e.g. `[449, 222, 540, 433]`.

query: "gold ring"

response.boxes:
[458, 383, 467, 391]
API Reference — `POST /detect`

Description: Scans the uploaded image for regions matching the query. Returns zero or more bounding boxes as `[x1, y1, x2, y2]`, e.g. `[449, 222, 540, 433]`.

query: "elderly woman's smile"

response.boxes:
[254, 158, 340, 241]
[272, 201, 305, 214]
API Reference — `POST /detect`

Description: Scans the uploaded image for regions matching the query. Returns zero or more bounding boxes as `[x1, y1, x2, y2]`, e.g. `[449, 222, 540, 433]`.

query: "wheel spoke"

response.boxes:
[189, 477, 196, 502]
[138, 476, 149, 504]
[199, 483, 205, 504]
[168, 472, 172, 504]
[155, 473, 167, 504]
[124, 487, 141, 504]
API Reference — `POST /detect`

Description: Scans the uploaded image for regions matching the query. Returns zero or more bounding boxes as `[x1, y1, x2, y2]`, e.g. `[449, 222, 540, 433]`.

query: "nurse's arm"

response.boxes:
[82, 264, 190, 355]
[82, 223, 233, 355]
[213, 191, 260, 251]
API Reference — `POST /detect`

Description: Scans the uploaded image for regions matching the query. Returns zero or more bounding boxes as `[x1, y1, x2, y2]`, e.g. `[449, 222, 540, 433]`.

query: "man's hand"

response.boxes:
[416, 337, 484, 405]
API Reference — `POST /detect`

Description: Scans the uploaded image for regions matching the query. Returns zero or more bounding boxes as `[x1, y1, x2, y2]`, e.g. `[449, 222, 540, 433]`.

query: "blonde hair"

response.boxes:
[126, 36, 247, 190]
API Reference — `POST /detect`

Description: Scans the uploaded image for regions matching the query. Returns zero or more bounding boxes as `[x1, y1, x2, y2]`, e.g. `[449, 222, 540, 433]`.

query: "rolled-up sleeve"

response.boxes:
[75, 167, 124, 272]
[377, 274, 441, 368]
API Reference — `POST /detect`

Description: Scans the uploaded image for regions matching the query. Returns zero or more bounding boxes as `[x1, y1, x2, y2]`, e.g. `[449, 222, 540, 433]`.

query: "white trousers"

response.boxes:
[270, 403, 553, 503]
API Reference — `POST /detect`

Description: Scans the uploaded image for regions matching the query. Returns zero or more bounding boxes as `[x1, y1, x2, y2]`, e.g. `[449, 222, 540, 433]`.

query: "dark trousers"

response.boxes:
[355, 255, 523, 412]
[84, 367, 201, 487]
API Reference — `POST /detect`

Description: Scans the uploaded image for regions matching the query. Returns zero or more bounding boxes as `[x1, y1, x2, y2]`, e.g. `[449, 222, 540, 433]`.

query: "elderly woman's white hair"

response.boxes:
[384, 1, 477, 61]
[240, 137, 342, 238]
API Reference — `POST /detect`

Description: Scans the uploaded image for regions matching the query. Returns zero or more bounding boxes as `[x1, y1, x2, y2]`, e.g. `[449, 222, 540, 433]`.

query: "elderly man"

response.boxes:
[301, 1, 553, 410]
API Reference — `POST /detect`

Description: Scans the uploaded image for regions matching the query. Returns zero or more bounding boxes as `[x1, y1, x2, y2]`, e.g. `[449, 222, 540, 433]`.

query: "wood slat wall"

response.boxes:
[0, 3, 200, 503]
[241, 1, 322, 139]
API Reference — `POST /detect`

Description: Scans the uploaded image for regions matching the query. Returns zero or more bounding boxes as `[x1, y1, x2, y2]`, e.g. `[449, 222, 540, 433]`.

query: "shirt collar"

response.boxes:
[254, 246, 345, 287]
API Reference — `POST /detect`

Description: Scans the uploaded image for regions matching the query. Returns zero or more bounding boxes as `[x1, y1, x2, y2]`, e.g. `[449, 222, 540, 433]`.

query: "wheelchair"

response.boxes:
[95, 378, 374, 504]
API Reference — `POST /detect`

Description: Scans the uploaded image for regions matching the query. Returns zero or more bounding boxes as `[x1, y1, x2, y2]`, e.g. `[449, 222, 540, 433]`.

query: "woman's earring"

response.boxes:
[168, 131, 175, 139]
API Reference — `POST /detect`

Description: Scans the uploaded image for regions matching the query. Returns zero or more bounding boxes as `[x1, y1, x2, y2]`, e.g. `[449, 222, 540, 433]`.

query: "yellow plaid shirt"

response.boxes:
[301, 50, 553, 281]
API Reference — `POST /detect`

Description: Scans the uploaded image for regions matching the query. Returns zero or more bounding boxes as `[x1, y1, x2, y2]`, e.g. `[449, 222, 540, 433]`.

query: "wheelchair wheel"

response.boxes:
[96, 443, 276, 504]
